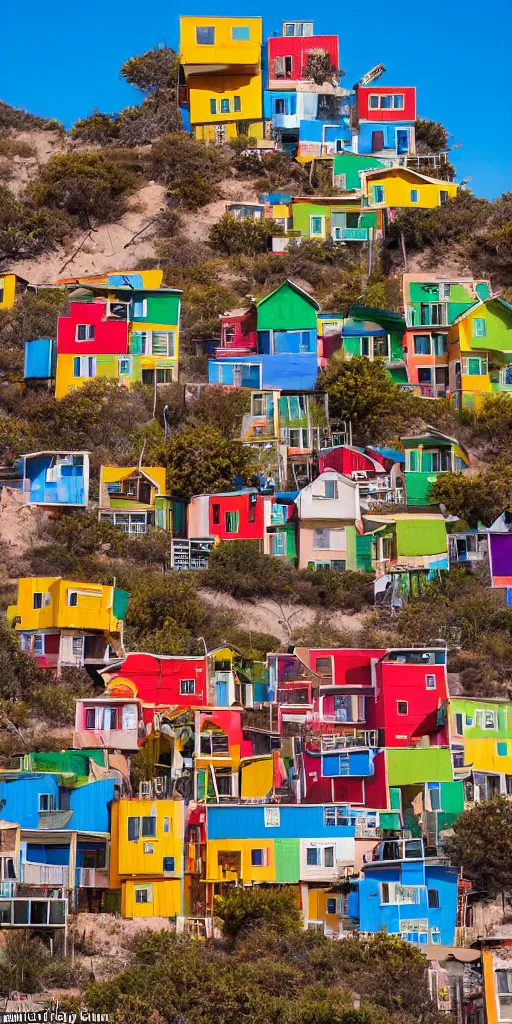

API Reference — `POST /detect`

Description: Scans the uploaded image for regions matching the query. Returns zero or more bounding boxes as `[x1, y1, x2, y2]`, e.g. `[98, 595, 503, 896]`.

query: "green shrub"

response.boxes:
[31, 151, 143, 226]
[209, 213, 281, 256]
[205, 541, 295, 599]
[150, 132, 229, 186]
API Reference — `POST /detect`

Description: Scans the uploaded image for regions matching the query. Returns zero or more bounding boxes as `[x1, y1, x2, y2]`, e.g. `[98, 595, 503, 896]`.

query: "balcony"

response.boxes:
[21, 862, 68, 887]
[73, 726, 139, 752]
[321, 731, 380, 751]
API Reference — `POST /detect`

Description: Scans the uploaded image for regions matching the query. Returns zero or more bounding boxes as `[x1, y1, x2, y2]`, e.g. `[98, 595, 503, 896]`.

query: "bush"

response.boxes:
[147, 425, 252, 499]
[70, 109, 120, 144]
[215, 886, 302, 940]
[205, 541, 295, 599]
[318, 356, 416, 444]
[31, 151, 143, 226]
[150, 132, 229, 186]
[169, 175, 218, 210]
[386, 190, 490, 252]
[209, 213, 281, 256]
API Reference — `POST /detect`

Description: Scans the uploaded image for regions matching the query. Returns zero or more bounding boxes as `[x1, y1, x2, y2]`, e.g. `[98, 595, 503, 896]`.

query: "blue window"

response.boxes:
[498, 742, 508, 756]
[163, 857, 175, 872]
[196, 26, 215, 44]
[251, 848, 267, 866]
[410, 189, 419, 202]
[232, 25, 250, 39]
[233, 96, 241, 112]
[306, 847, 320, 866]
[369, 95, 379, 109]
[413, 335, 431, 355]
[393, 94, 405, 108]
[373, 185, 385, 203]
[326, 898, 337, 915]
[473, 317, 487, 338]
[220, 98, 230, 114]
[210, 99, 217, 115]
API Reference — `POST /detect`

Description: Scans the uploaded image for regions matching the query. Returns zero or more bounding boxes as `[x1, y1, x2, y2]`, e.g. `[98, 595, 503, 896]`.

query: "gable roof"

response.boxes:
[362, 166, 456, 186]
[451, 295, 512, 328]
[256, 280, 320, 310]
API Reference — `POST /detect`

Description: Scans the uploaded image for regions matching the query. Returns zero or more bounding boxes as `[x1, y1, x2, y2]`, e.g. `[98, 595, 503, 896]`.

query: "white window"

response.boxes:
[152, 332, 175, 357]
[39, 793, 56, 812]
[73, 356, 96, 378]
[133, 299, 147, 318]
[76, 324, 95, 341]
[324, 480, 337, 499]
[475, 708, 498, 729]
[425, 674, 436, 690]
[135, 885, 153, 904]
[264, 806, 280, 828]
[380, 882, 422, 905]
[496, 971, 512, 1020]
[180, 679, 195, 695]
[439, 283, 451, 300]
[143, 843, 154, 854]
[72, 636, 84, 657]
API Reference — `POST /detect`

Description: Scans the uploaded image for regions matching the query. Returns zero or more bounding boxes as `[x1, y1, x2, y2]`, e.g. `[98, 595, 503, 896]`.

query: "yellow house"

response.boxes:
[0, 273, 28, 310]
[8, 578, 126, 634]
[7, 578, 129, 671]
[110, 798, 184, 918]
[206, 837, 277, 884]
[179, 16, 264, 141]
[362, 167, 458, 210]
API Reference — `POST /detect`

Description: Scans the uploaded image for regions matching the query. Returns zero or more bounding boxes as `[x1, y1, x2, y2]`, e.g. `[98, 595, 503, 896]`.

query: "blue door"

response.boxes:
[396, 130, 409, 154]
[216, 681, 228, 705]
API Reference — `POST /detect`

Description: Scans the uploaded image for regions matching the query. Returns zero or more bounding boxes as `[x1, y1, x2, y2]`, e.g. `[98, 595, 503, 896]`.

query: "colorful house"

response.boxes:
[24, 338, 56, 381]
[450, 697, 512, 804]
[365, 511, 449, 581]
[488, 510, 512, 593]
[240, 388, 330, 489]
[8, 577, 129, 672]
[216, 305, 258, 358]
[98, 465, 186, 537]
[481, 939, 512, 1024]
[187, 489, 275, 548]
[290, 196, 379, 243]
[352, 84, 416, 157]
[447, 297, 512, 409]
[208, 280, 321, 390]
[53, 271, 181, 398]
[362, 167, 458, 212]
[402, 274, 491, 397]
[358, 841, 459, 946]
[109, 797, 184, 919]
[332, 152, 385, 190]
[0, 273, 29, 310]
[294, 470, 361, 570]
[401, 428, 470, 505]
[15, 451, 90, 508]
[318, 445, 405, 505]
[178, 16, 264, 142]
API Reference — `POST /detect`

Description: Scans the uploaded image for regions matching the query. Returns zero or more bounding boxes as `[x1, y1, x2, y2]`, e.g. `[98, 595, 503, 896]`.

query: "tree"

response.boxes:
[150, 132, 229, 186]
[304, 53, 344, 86]
[429, 462, 512, 526]
[186, 386, 251, 439]
[147, 425, 252, 499]
[215, 886, 302, 940]
[70, 109, 120, 144]
[448, 797, 512, 898]
[318, 356, 415, 444]
[205, 540, 295, 599]
[120, 46, 178, 94]
[414, 119, 449, 154]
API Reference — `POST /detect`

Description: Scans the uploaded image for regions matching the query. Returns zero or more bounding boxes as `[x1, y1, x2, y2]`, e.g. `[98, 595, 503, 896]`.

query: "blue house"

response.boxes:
[24, 338, 56, 381]
[18, 450, 90, 507]
[0, 774, 114, 833]
[357, 122, 414, 156]
[208, 280, 321, 391]
[357, 838, 458, 945]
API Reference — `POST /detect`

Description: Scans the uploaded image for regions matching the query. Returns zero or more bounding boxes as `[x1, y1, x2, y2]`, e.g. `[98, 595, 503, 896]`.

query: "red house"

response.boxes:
[319, 445, 386, 479]
[100, 652, 210, 707]
[367, 648, 449, 747]
[188, 490, 274, 543]
[267, 31, 339, 89]
[57, 299, 128, 355]
[357, 86, 416, 122]
[216, 307, 258, 358]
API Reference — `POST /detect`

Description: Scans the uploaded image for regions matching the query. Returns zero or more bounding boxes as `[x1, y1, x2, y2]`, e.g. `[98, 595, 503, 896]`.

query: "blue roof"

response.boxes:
[342, 318, 387, 337]
[371, 447, 405, 463]
[276, 491, 299, 502]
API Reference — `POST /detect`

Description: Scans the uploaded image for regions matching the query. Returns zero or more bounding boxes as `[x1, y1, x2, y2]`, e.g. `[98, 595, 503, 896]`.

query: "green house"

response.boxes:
[403, 276, 491, 329]
[332, 152, 386, 191]
[291, 198, 378, 243]
[402, 429, 470, 505]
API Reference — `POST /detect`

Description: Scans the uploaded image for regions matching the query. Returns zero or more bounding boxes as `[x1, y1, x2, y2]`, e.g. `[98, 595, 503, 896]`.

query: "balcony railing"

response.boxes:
[334, 228, 369, 242]
[22, 862, 68, 887]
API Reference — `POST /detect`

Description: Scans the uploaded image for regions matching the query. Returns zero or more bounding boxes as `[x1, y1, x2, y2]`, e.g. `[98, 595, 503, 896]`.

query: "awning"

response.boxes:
[422, 945, 481, 962]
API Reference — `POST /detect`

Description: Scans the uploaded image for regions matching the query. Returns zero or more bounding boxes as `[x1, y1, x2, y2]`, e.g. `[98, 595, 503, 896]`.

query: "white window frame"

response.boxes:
[75, 324, 95, 342]
[397, 701, 408, 715]
[132, 299, 147, 319]
[118, 356, 132, 376]
[425, 674, 436, 690]
[39, 793, 56, 812]
[380, 882, 422, 905]
[180, 679, 196, 695]
[251, 847, 268, 867]
[134, 884, 153, 904]
[475, 708, 498, 730]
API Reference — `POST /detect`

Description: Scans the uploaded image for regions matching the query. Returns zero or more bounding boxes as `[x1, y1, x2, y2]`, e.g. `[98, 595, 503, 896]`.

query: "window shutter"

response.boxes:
[274, 56, 285, 76]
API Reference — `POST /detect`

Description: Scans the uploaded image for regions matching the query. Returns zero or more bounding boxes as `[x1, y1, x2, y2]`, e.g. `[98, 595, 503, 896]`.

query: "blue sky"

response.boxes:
[1, 0, 510, 200]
